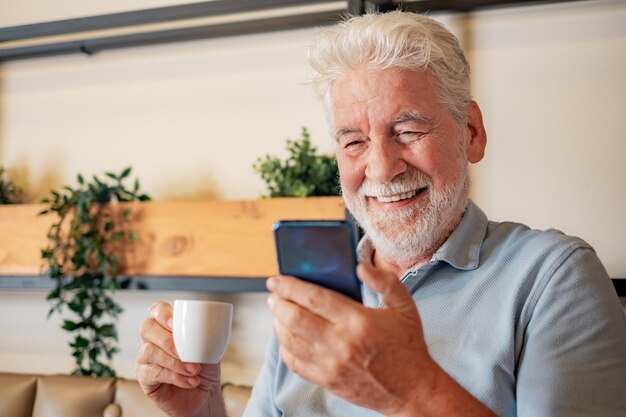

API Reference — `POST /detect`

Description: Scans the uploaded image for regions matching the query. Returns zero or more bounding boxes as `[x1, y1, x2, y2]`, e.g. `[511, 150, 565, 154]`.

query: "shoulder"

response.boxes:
[483, 219, 595, 267]
[479, 219, 609, 308]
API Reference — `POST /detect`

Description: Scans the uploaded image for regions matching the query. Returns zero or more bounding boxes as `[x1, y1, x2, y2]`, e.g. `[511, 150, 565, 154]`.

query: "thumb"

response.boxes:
[357, 262, 415, 311]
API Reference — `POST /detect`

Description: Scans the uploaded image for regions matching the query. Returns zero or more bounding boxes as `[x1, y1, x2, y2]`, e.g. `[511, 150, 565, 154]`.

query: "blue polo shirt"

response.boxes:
[243, 201, 626, 416]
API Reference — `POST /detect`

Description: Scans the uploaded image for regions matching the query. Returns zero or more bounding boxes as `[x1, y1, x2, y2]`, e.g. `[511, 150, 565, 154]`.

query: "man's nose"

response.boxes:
[364, 140, 406, 184]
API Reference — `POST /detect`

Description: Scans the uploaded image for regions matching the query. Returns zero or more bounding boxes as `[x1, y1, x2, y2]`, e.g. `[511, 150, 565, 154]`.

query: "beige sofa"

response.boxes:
[0, 372, 251, 417]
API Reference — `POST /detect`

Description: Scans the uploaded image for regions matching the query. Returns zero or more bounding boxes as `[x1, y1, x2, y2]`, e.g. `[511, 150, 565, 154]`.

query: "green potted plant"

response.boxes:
[0, 166, 24, 204]
[253, 127, 340, 197]
[39, 167, 150, 377]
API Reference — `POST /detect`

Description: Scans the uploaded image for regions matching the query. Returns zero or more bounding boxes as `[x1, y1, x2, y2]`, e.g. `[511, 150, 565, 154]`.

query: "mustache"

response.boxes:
[357, 168, 432, 197]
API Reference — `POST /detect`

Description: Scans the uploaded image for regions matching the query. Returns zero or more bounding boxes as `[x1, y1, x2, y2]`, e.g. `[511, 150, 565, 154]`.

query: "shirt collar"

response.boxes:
[431, 200, 487, 270]
[356, 200, 488, 271]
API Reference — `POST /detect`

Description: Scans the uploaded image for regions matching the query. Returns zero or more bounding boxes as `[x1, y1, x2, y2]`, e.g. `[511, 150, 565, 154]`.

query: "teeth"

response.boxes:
[376, 189, 418, 203]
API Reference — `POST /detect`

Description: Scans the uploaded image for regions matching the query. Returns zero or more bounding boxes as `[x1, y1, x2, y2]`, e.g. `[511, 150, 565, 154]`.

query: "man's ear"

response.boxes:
[465, 100, 487, 164]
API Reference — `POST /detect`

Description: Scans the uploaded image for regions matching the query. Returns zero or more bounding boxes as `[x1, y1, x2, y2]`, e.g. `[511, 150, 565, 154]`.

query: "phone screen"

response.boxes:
[273, 220, 362, 302]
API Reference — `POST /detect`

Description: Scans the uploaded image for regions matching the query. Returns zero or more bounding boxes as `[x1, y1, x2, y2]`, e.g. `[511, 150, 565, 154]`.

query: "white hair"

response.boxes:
[306, 11, 472, 125]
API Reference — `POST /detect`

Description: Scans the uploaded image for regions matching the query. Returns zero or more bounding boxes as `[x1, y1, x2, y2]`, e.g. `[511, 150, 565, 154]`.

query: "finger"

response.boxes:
[195, 363, 222, 391]
[279, 345, 324, 387]
[269, 294, 332, 339]
[139, 317, 178, 358]
[148, 301, 173, 330]
[357, 262, 415, 311]
[135, 362, 201, 393]
[267, 275, 358, 322]
[136, 341, 200, 377]
[273, 319, 317, 362]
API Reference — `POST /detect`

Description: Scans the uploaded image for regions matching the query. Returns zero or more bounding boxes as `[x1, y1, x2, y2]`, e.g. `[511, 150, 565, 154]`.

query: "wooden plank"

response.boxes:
[0, 204, 51, 276]
[0, 197, 345, 278]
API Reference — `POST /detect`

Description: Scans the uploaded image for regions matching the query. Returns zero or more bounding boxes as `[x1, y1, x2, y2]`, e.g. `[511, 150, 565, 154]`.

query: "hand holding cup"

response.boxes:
[136, 300, 233, 417]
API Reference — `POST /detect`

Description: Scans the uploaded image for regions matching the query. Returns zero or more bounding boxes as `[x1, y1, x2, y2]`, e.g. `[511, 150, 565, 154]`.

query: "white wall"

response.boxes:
[0, 28, 333, 201]
[0, 290, 270, 385]
[468, 1, 626, 278]
[1, 0, 625, 384]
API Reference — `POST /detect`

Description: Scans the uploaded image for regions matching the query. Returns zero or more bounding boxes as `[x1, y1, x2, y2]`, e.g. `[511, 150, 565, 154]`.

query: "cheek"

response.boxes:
[409, 143, 459, 187]
[337, 154, 364, 195]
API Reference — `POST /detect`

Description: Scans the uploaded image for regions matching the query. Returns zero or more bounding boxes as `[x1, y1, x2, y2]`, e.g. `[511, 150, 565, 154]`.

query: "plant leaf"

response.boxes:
[76, 336, 89, 348]
[97, 324, 115, 337]
[46, 287, 61, 301]
[62, 320, 78, 331]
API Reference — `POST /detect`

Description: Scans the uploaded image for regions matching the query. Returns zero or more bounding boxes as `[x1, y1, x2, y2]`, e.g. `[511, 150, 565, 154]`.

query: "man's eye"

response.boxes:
[345, 140, 363, 149]
[398, 131, 425, 141]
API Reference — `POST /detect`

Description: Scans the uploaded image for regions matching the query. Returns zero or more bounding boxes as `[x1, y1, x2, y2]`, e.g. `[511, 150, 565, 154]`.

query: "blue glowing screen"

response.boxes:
[273, 221, 362, 302]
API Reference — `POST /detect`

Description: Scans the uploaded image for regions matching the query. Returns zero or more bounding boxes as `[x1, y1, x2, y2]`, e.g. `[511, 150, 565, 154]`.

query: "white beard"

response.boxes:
[343, 155, 470, 268]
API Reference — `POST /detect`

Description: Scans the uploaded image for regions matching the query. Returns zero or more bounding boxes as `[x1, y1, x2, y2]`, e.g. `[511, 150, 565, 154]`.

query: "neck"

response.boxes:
[365, 200, 470, 279]
[372, 248, 434, 279]
[370, 222, 458, 278]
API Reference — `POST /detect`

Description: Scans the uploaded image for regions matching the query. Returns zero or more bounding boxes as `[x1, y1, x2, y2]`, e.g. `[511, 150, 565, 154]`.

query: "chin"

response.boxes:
[346, 179, 470, 266]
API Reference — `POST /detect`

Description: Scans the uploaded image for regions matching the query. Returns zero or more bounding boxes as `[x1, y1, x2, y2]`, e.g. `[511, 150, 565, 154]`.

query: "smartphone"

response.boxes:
[272, 220, 362, 303]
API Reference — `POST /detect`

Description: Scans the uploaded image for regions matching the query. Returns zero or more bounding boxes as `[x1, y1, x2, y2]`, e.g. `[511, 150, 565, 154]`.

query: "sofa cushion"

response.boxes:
[113, 378, 169, 417]
[103, 403, 122, 417]
[32, 374, 115, 417]
[222, 383, 252, 417]
[0, 372, 37, 417]
[0, 371, 252, 417]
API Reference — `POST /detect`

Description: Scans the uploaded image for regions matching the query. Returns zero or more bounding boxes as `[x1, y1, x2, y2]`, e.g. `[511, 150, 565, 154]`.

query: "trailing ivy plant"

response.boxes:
[40, 167, 150, 377]
[0, 166, 24, 204]
[253, 127, 340, 197]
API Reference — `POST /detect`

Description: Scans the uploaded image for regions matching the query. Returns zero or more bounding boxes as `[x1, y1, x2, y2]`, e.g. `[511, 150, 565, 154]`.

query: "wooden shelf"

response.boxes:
[1, 197, 624, 296]
[0, 197, 346, 279]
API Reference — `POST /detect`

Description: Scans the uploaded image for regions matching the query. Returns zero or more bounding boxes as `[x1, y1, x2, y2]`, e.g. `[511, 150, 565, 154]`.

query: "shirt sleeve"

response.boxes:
[242, 333, 282, 417]
[516, 246, 626, 417]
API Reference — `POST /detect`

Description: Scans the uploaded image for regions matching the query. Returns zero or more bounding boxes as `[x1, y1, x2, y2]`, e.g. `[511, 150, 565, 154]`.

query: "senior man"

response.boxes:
[136, 11, 626, 417]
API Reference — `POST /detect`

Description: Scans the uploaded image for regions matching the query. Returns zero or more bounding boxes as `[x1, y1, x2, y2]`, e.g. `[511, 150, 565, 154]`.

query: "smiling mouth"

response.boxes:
[369, 187, 426, 203]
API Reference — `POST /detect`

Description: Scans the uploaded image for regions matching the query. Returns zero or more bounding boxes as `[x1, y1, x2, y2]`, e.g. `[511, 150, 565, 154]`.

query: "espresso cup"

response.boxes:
[172, 300, 233, 364]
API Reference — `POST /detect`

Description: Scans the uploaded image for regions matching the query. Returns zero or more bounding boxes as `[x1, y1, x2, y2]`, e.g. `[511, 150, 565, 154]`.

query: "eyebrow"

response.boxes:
[333, 128, 358, 142]
[392, 111, 432, 125]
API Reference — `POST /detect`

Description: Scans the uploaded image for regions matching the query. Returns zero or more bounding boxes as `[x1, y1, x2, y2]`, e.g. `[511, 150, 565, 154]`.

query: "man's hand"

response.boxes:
[135, 301, 225, 417]
[267, 262, 437, 416]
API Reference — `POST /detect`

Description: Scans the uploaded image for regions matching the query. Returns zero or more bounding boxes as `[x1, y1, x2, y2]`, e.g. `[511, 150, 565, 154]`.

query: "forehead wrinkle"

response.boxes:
[333, 105, 374, 142]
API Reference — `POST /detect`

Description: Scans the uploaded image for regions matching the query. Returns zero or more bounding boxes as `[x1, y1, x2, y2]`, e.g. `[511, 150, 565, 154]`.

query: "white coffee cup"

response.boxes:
[172, 300, 233, 364]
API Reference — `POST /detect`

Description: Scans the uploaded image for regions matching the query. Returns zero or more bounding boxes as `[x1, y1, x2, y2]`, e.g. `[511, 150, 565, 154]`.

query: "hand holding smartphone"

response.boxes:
[272, 220, 362, 303]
